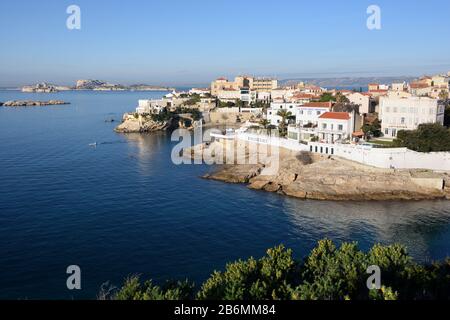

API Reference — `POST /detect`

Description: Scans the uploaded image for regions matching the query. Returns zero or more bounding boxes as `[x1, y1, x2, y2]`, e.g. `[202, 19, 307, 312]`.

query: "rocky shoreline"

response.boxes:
[190, 141, 450, 201]
[115, 112, 198, 133]
[1, 100, 69, 107]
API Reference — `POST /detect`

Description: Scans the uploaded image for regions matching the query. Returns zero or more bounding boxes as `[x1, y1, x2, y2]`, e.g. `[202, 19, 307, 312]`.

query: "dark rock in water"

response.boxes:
[2, 100, 69, 107]
[0, 102, 3, 106]
[105, 118, 115, 123]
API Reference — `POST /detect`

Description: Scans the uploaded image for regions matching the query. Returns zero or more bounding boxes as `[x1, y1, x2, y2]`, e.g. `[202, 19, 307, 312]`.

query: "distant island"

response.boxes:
[0, 100, 69, 107]
[20, 80, 175, 93]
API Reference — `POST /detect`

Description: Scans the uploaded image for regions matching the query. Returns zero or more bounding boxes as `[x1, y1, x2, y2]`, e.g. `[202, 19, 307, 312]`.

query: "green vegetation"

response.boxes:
[369, 139, 396, 148]
[183, 94, 201, 106]
[218, 101, 236, 108]
[319, 93, 336, 102]
[439, 90, 449, 101]
[393, 123, 450, 152]
[361, 119, 382, 140]
[335, 92, 350, 104]
[110, 240, 450, 300]
[149, 106, 203, 122]
[276, 110, 293, 137]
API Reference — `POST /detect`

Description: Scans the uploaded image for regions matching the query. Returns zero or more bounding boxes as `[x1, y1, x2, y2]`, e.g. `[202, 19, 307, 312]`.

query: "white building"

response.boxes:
[379, 96, 445, 138]
[136, 99, 167, 114]
[295, 102, 332, 126]
[189, 88, 211, 96]
[217, 88, 241, 102]
[317, 112, 356, 143]
[266, 102, 299, 126]
[391, 82, 408, 92]
[347, 92, 374, 114]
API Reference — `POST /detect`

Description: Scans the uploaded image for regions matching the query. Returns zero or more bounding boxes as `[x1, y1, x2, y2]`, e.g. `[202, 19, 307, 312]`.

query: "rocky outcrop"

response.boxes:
[199, 142, 449, 201]
[1, 100, 69, 107]
[115, 113, 198, 133]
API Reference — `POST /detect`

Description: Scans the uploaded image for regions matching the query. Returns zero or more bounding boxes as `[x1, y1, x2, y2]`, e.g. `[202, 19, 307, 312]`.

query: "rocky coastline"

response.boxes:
[189, 141, 450, 201]
[1, 100, 69, 107]
[115, 112, 198, 133]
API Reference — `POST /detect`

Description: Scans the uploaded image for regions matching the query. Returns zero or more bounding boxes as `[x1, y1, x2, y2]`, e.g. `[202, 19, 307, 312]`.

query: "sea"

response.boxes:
[0, 90, 449, 299]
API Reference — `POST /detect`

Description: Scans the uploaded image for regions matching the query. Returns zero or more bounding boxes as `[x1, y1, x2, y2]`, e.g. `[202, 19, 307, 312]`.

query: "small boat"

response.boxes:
[89, 142, 98, 147]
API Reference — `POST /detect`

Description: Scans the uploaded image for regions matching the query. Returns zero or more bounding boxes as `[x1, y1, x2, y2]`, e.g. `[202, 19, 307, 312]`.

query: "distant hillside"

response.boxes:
[280, 76, 416, 88]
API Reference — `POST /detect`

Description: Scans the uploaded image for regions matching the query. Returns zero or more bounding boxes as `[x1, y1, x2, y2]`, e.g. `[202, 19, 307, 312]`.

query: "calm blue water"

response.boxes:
[1, 90, 450, 299]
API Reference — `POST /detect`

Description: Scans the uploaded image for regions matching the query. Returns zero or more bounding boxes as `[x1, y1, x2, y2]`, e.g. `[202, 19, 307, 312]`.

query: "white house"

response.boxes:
[266, 102, 299, 126]
[295, 102, 332, 126]
[136, 99, 167, 114]
[189, 88, 210, 96]
[317, 112, 356, 143]
[379, 96, 445, 138]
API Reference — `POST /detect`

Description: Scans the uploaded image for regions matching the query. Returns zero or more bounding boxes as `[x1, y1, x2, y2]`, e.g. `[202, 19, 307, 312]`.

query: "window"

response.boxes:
[316, 111, 320, 115]
[385, 128, 389, 135]
[338, 124, 343, 131]
[322, 123, 327, 129]
[392, 129, 397, 137]
[401, 117, 405, 124]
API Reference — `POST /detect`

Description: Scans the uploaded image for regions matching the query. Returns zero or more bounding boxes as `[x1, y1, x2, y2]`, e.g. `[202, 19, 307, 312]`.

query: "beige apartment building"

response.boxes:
[211, 76, 277, 96]
[379, 96, 445, 138]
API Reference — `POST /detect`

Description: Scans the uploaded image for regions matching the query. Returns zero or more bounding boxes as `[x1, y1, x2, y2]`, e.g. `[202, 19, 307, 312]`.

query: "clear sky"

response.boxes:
[1, 0, 450, 86]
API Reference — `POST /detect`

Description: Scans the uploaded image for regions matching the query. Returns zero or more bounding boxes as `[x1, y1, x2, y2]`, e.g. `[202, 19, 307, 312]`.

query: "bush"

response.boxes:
[393, 123, 450, 152]
[110, 240, 450, 300]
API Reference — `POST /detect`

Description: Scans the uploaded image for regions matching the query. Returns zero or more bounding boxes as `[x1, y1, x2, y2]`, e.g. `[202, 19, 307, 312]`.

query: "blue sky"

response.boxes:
[0, 0, 449, 86]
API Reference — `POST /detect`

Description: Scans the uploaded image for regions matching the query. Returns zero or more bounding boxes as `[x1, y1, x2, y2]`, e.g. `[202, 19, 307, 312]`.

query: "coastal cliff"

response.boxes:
[190, 141, 450, 201]
[115, 113, 198, 133]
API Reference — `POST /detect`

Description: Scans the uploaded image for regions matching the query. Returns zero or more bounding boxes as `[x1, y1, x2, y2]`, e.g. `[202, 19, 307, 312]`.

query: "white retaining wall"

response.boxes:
[236, 133, 450, 171]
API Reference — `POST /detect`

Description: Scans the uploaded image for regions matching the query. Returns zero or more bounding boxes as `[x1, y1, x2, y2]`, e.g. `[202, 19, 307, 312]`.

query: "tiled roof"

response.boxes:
[319, 112, 350, 120]
[303, 102, 333, 108]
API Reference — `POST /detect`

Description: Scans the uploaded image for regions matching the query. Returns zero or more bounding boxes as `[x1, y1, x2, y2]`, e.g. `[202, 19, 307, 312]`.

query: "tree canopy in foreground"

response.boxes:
[106, 240, 450, 301]
[394, 123, 450, 152]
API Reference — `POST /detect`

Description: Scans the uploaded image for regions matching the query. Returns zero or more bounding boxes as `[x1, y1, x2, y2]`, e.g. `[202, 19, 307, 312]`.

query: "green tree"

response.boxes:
[112, 240, 450, 301]
[335, 92, 350, 104]
[259, 119, 270, 129]
[277, 110, 293, 137]
[115, 276, 195, 300]
[439, 90, 449, 101]
[197, 245, 297, 300]
[361, 119, 382, 139]
[393, 123, 450, 152]
[319, 93, 336, 102]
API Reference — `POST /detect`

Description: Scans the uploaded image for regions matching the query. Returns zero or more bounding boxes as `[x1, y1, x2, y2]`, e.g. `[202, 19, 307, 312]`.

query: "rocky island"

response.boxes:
[187, 140, 450, 201]
[1, 100, 69, 107]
